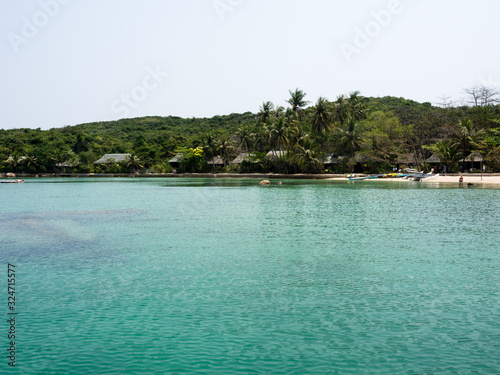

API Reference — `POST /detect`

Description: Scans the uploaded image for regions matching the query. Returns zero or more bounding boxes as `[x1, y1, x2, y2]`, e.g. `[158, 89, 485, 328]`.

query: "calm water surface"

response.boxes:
[1, 178, 499, 374]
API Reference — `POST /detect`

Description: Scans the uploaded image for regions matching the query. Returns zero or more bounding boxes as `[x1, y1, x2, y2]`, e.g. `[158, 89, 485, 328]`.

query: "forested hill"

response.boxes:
[1, 94, 500, 174]
[71, 111, 257, 140]
[0, 96, 439, 148]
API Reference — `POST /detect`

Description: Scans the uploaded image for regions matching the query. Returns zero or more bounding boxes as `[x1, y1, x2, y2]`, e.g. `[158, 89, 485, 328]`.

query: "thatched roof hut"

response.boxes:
[207, 156, 224, 165]
[464, 151, 483, 162]
[168, 154, 183, 164]
[425, 154, 441, 164]
[396, 153, 418, 164]
[94, 153, 131, 165]
[231, 153, 255, 164]
[323, 154, 343, 165]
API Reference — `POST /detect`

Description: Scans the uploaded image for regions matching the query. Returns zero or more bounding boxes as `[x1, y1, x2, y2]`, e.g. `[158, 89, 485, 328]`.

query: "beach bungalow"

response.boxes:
[425, 154, 441, 165]
[94, 153, 131, 165]
[464, 152, 483, 171]
[55, 161, 79, 173]
[168, 154, 183, 169]
[231, 152, 255, 164]
[323, 153, 342, 166]
[207, 156, 224, 166]
[396, 153, 419, 168]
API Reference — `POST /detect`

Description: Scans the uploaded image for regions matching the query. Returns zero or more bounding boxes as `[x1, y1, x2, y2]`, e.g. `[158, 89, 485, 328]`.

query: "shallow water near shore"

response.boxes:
[1, 178, 500, 373]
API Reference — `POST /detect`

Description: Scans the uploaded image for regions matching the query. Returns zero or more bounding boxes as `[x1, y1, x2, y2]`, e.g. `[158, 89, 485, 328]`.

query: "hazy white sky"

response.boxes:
[1, 0, 499, 130]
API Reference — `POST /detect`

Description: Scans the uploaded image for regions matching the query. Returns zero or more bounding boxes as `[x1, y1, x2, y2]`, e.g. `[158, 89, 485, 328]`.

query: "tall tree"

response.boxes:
[269, 116, 289, 155]
[287, 88, 309, 120]
[288, 126, 309, 149]
[258, 101, 274, 124]
[333, 95, 349, 127]
[201, 132, 218, 171]
[127, 154, 143, 173]
[236, 126, 253, 151]
[295, 145, 321, 173]
[347, 91, 366, 120]
[450, 118, 485, 170]
[312, 97, 331, 134]
[464, 85, 500, 107]
[217, 134, 236, 167]
[339, 118, 361, 156]
[431, 140, 460, 171]
[273, 105, 285, 119]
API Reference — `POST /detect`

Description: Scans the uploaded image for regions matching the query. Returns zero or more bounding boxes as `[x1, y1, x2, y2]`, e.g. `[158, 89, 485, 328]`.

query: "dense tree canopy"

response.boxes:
[1, 88, 500, 174]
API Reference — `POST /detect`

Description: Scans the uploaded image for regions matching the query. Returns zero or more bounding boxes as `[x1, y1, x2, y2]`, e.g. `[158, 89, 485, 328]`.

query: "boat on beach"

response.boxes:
[404, 173, 437, 181]
[1, 179, 24, 183]
[348, 173, 407, 181]
[348, 176, 371, 180]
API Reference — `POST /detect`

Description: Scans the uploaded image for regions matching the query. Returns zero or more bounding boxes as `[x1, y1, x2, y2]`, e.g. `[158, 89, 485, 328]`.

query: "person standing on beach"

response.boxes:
[459, 176, 463, 184]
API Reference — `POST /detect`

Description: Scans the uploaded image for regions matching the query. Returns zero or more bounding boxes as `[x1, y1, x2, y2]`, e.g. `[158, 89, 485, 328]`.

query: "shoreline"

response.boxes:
[3, 172, 500, 185]
[2, 172, 343, 180]
[332, 174, 500, 185]
[422, 175, 500, 185]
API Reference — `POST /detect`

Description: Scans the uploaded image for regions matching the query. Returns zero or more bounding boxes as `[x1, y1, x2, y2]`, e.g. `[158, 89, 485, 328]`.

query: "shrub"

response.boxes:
[484, 147, 500, 172]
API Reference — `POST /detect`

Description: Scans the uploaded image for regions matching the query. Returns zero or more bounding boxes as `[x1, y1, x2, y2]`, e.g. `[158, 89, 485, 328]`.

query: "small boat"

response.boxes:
[348, 175, 381, 181]
[405, 173, 437, 181]
[1, 179, 24, 184]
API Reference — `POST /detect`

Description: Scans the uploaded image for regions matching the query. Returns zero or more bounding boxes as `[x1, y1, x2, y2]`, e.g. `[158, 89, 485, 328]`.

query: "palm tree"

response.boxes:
[217, 134, 235, 167]
[252, 128, 268, 153]
[258, 101, 274, 124]
[295, 143, 321, 173]
[450, 118, 485, 170]
[269, 116, 289, 156]
[288, 126, 309, 149]
[312, 97, 331, 134]
[339, 117, 361, 156]
[6, 152, 25, 173]
[333, 95, 349, 152]
[347, 91, 366, 120]
[287, 88, 310, 120]
[433, 140, 460, 171]
[201, 132, 218, 172]
[283, 107, 298, 127]
[21, 155, 38, 172]
[127, 154, 143, 173]
[273, 105, 285, 119]
[50, 148, 71, 171]
[333, 95, 349, 127]
[236, 126, 253, 151]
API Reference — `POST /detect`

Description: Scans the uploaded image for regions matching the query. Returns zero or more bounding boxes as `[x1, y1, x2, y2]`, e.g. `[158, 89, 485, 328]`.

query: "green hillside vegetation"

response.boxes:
[1, 88, 500, 174]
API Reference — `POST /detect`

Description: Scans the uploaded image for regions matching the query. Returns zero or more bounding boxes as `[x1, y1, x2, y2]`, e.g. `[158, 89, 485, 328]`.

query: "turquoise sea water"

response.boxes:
[1, 178, 500, 374]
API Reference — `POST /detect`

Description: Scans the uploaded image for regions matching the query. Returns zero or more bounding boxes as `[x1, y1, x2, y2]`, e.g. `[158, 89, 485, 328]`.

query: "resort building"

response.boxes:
[231, 153, 255, 164]
[207, 156, 224, 166]
[168, 154, 183, 169]
[94, 153, 131, 165]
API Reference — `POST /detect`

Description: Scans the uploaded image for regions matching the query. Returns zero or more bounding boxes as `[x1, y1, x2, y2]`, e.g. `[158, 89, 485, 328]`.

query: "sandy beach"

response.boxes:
[424, 175, 500, 185]
[332, 174, 500, 186]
